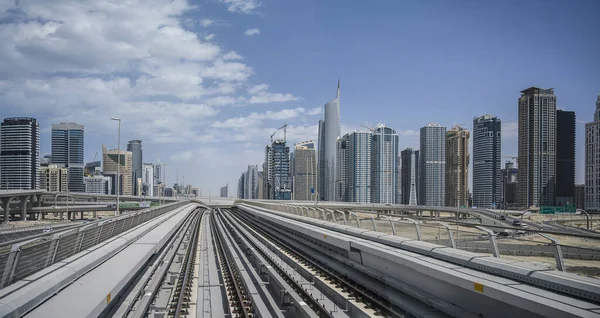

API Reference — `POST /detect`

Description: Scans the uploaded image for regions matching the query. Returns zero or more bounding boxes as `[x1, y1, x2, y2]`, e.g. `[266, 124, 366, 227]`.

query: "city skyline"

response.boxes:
[0, 1, 599, 193]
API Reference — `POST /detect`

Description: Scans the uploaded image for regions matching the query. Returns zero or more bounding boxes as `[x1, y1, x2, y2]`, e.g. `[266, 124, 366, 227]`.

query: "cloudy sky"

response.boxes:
[1, 0, 599, 196]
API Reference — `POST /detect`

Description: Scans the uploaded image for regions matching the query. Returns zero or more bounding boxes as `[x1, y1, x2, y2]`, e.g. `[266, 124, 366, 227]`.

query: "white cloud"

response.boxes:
[246, 83, 298, 104]
[200, 19, 214, 27]
[307, 107, 322, 116]
[244, 28, 261, 37]
[0, 0, 306, 193]
[219, 0, 260, 14]
[212, 107, 306, 128]
[222, 51, 244, 60]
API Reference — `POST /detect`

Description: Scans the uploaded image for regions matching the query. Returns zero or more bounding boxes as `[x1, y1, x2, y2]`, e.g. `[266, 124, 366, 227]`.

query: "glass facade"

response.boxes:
[52, 122, 84, 192]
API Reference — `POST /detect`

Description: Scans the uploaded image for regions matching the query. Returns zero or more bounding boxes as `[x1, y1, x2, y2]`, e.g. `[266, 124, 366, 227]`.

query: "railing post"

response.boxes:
[371, 216, 377, 231]
[539, 233, 565, 271]
[406, 218, 422, 241]
[434, 221, 456, 248]
[335, 210, 347, 225]
[475, 226, 500, 257]
[349, 212, 360, 228]
[385, 218, 396, 235]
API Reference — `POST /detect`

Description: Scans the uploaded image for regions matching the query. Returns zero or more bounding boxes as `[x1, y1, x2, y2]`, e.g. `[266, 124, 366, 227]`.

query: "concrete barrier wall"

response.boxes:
[452, 241, 600, 260]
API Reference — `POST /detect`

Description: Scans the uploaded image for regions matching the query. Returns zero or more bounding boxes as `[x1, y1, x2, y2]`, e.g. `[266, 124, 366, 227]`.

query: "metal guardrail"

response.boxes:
[0, 201, 189, 289]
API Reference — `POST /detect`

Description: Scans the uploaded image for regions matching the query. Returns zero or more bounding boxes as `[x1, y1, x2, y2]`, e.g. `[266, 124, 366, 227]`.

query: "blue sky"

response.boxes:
[1, 0, 599, 195]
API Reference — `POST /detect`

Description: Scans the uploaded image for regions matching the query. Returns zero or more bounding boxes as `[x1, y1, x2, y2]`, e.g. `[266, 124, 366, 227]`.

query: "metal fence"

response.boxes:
[0, 201, 189, 289]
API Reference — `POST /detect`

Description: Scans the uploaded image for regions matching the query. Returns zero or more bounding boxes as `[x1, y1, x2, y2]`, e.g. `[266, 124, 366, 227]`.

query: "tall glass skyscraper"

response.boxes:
[0, 117, 40, 190]
[518, 87, 556, 207]
[52, 122, 84, 192]
[371, 124, 399, 204]
[127, 140, 143, 195]
[555, 110, 575, 205]
[401, 148, 419, 205]
[348, 130, 372, 203]
[445, 126, 470, 207]
[270, 140, 291, 200]
[245, 164, 259, 199]
[420, 123, 446, 206]
[472, 115, 501, 208]
[317, 81, 341, 201]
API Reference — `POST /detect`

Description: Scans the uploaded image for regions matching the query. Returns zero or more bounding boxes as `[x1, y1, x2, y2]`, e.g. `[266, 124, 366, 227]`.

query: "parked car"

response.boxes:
[512, 220, 522, 226]
[499, 215, 506, 220]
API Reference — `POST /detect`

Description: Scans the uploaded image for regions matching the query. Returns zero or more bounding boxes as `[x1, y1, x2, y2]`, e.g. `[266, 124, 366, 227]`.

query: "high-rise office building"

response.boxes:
[294, 141, 317, 201]
[102, 144, 132, 195]
[238, 172, 246, 199]
[84, 175, 111, 195]
[446, 126, 470, 207]
[336, 136, 349, 202]
[317, 81, 341, 201]
[155, 159, 162, 185]
[220, 184, 228, 197]
[347, 130, 372, 203]
[371, 124, 399, 204]
[269, 140, 292, 200]
[400, 148, 419, 205]
[518, 87, 556, 207]
[555, 110, 575, 205]
[263, 145, 272, 199]
[40, 164, 68, 192]
[585, 95, 600, 211]
[472, 115, 501, 208]
[127, 140, 143, 195]
[51, 122, 85, 192]
[501, 161, 519, 208]
[257, 172, 264, 199]
[0, 117, 40, 190]
[245, 165, 259, 199]
[142, 163, 154, 197]
[419, 123, 446, 206]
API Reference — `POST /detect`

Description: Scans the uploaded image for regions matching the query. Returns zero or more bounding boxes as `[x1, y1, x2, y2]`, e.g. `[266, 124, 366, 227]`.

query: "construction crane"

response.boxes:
[92, 152, 98, 162]
[270, 123, 288, 143]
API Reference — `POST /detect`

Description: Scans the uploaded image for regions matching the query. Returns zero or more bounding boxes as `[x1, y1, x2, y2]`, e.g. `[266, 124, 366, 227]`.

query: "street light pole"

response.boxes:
[111, 117, 121, 216]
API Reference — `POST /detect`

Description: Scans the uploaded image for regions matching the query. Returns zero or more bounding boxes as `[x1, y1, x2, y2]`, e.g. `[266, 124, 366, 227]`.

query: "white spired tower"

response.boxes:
[317, 80, 341, 201]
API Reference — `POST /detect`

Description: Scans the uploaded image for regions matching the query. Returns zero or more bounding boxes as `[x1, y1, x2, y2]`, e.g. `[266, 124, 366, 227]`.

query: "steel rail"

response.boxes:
[210, 211, 251, 317]
[173, 210, 202, 317]
[230, 208, 401, 318]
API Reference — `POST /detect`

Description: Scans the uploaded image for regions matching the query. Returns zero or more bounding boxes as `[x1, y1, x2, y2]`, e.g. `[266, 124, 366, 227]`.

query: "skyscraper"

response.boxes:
[220, 184, 228, 198]
[263, 145, 273, 199]
[335, 136, 349, 202]
[472, 115, 501, 208]
[317, 81, 341, 201]
[84, 176, 111, 195]
[0, 117, 40, 190]
[585, 95, 600, 211]
[102, 144, 132, 195]
[445, 126, 470, 207]
[518, 87, 556, 207]
[555, 110, 575, 205]
[347, 130, 372, 203]
[420, 123, 446, 206]
[142, 163, 154, 197]
[127, 140, 143, 195]
[52, 122, 85, 192]
[237, 172, 246, 199]
[371, 124, 399, 204]
[501, 161, 518, 208]
[400, 148, 419, 205]
[245, 165, 259, 199]
[40, 164, 68, 192]
[294, 141, 317, 201]
[270, 140, 292, 200]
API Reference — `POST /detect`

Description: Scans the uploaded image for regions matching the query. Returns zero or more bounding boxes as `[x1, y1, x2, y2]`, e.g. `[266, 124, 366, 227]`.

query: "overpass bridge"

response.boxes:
[0, 199, 598, 318]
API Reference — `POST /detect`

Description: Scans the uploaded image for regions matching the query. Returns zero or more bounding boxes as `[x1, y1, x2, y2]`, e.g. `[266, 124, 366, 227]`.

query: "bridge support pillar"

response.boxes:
[80, 211, 84, 220]
[93, 211, 97, 219]
[19, 195, 31, 221]
[1, 197, 13, 223]
[36, 194, 42, 208]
